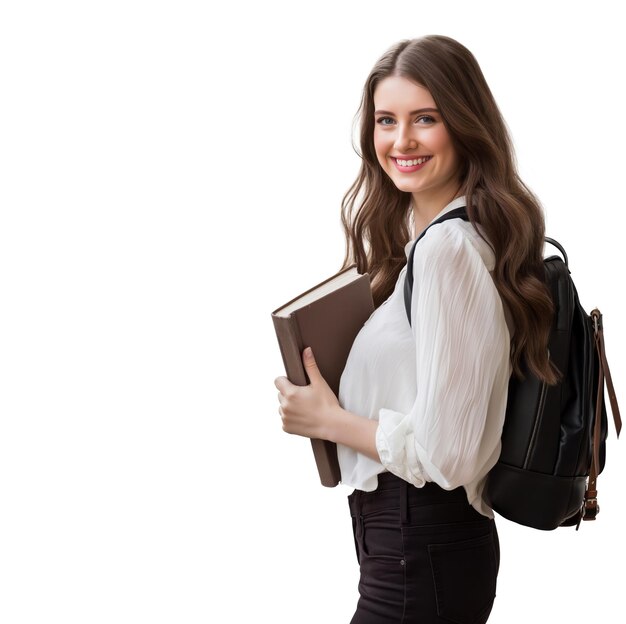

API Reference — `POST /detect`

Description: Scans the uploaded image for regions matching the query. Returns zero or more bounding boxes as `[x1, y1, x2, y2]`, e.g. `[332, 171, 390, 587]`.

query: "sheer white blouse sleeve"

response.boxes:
[374, 221, 511, 492]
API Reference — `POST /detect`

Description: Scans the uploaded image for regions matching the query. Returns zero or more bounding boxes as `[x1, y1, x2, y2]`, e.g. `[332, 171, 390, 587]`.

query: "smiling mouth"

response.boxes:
[392, 156, 432, 165]
[392, 156, 433, 172]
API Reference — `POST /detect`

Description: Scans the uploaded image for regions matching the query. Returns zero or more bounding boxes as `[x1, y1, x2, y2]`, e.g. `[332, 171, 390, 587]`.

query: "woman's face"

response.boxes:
[373, 75, 462, 206]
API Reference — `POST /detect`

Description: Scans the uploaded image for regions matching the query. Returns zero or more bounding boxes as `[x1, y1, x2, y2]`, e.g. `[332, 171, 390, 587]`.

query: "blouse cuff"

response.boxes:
[376, 408, 426, 488]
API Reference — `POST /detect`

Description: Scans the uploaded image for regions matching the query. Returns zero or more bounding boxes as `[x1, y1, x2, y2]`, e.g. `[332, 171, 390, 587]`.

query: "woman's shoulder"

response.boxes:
[418, 218, 496, 272]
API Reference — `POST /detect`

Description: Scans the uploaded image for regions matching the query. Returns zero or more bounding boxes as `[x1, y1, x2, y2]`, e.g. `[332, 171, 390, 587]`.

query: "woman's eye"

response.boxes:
[375, 115, 435, 126]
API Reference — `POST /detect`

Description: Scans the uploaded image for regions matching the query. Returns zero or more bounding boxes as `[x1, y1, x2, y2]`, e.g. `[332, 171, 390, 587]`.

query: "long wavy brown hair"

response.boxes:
[339, 35, 559, 384]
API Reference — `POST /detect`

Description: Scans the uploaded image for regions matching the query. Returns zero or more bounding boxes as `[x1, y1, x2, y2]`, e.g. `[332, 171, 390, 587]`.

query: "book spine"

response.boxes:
[272, 314, 308, 386]
[272, 314, 341, 487]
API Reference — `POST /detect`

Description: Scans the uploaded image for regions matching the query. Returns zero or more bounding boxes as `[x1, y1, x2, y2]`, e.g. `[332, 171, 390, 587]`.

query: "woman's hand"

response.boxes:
[274, 347, 341, 440]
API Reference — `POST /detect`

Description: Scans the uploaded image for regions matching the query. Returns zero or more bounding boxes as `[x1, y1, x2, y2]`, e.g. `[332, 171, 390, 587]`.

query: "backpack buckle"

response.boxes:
[582, 497, 600, 521]
[591, 308, 602, 334]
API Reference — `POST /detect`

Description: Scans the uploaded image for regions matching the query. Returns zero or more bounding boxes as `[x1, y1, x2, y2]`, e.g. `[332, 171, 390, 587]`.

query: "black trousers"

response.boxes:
[347, 471, 500, 624]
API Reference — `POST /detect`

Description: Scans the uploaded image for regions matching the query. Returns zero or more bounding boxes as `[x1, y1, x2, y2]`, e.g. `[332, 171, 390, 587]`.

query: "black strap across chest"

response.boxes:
[404, 206, 469, 326]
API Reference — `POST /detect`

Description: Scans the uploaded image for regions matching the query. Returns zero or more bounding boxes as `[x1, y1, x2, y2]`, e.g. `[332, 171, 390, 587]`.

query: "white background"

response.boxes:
[1, 1, 624, 622]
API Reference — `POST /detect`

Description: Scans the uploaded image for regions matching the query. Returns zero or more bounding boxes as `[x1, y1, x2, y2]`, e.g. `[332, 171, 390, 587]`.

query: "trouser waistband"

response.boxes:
[348, 471, 469, 525]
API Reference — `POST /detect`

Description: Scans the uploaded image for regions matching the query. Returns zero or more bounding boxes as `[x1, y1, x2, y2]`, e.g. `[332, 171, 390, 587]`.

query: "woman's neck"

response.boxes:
[411, 186, 464, 238]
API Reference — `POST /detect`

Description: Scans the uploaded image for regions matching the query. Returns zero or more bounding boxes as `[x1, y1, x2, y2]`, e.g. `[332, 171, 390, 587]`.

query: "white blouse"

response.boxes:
[336, 195, 513, 518]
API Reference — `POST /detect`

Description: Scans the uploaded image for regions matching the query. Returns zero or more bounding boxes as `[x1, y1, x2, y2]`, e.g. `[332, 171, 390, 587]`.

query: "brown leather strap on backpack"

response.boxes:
[580, 309, 622, 527]
[595, 310, 622, 437]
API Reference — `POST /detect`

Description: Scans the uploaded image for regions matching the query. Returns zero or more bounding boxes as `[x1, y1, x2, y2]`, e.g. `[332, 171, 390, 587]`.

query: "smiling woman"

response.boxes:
[372, 77, 462, 233]
[274, 34, 557, 623]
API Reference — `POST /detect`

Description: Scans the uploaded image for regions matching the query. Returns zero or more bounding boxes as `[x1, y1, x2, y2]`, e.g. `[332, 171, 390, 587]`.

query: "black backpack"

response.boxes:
[404, 206, 622, 530]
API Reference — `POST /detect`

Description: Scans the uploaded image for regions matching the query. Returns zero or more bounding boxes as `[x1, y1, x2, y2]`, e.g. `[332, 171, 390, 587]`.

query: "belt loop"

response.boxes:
[400, 478, 409, 525]
[353, 488, 362, 516]
[354, 489, 364, 540]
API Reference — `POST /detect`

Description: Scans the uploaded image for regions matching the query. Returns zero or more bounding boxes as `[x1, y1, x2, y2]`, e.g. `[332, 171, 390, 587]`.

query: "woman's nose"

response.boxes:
[395, 126, 418, 151]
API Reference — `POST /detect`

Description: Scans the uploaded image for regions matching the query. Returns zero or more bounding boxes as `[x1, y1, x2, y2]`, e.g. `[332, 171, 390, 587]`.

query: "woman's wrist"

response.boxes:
[325, 406, 381, 463]
[323, 404, 349, 443]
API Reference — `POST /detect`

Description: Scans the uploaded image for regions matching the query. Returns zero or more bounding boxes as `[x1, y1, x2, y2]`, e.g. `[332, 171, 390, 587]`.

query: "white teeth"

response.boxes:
[396, 156, 431, 166]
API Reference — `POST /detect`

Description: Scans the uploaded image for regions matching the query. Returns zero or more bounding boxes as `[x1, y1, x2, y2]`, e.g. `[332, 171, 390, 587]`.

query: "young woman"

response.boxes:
[274, 34, 557, 623]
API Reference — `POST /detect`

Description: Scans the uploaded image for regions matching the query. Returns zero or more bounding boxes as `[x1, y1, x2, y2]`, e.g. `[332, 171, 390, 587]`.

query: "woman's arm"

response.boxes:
[276, 346, 381, 462]
[375, 222, 511, 490]
[325, 406, 380, 462]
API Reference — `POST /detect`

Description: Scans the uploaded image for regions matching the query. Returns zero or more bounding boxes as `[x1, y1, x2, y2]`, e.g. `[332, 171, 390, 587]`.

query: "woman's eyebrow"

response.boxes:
[374, 107, 439, 115]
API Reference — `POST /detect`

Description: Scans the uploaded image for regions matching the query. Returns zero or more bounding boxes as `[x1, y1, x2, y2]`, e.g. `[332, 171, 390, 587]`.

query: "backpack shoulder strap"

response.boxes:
[404, 206, 469, 327]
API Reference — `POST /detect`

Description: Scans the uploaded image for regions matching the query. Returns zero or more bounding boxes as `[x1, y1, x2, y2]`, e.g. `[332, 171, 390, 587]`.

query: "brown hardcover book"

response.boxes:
[271, 264, 374, 487]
